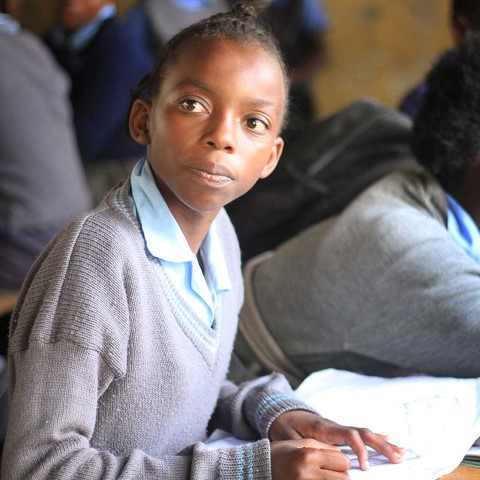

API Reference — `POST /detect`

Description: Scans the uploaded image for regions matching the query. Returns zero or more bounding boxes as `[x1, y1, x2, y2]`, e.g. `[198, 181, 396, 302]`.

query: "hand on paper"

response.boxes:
[270, 438, 351, 480]
[269, 410, 405, 472]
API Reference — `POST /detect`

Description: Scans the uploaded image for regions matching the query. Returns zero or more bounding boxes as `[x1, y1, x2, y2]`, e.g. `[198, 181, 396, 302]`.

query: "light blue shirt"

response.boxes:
[0, 13, 20, 34]
[48, 3, 117, 52]
[446, 193, 480, 263]
[170, 0, 217, 11]
[130, 158, 232, 327]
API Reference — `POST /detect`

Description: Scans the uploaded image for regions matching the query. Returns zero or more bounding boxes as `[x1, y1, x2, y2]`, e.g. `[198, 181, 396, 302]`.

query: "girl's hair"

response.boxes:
[128, 2, 289, 132]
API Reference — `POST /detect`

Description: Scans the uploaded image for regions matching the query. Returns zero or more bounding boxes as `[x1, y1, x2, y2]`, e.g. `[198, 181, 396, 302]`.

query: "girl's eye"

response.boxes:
[245, 117, 268, 133]
[179, 99, 207, 113]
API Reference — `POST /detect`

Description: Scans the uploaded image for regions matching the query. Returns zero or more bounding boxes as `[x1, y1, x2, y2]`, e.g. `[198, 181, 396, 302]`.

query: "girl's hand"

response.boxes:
[271, 438, 350, 480]
[269, 410, 405, 471]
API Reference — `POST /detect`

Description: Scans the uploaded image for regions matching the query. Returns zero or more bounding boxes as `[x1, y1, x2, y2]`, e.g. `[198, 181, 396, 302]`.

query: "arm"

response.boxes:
[209, 376, 403, 478]
[3, 341, 275, 479]
[210, 373, 318, 440]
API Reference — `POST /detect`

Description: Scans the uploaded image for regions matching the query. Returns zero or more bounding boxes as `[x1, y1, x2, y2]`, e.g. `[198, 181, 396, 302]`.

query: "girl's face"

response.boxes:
[131, 38, 286, 223]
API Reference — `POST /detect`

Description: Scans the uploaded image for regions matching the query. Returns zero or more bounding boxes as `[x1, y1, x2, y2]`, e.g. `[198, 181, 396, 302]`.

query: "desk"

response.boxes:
[441, 465, 478, 479]
[0, 291, 18, 316]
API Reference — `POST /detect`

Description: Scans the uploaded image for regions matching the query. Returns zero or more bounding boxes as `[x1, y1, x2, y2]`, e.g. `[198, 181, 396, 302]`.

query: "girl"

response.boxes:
[2, 4, 403, 479]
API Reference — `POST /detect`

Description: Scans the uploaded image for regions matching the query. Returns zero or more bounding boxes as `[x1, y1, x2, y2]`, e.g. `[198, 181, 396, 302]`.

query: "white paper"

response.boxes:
[207, 369, 480, 480]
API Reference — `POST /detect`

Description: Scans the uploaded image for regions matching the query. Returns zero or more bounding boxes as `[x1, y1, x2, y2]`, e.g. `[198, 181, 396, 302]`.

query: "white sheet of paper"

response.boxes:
[206, 369, 480, 480]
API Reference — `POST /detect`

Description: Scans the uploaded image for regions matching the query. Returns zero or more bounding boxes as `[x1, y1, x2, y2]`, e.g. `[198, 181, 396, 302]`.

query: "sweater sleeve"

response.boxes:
[2, 208, 276, 480]
[2, 340, 275, 480]
[210, 374, 318, 441]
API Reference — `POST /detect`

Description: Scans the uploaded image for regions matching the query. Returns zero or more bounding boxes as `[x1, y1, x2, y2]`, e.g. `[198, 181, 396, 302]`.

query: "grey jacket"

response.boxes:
[230, 167, 480, 386]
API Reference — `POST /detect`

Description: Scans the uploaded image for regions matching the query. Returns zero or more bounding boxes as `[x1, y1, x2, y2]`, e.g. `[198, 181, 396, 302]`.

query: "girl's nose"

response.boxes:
[204, 112, 236, 153]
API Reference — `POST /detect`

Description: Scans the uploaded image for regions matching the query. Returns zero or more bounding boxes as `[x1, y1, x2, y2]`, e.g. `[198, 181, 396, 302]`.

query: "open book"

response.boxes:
[207, 369, 480, 479]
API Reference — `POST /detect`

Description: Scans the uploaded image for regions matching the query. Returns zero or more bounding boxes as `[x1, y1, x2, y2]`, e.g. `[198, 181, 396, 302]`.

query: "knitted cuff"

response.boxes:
[218, 438, 271, 480]
[250, 392, 319, 439]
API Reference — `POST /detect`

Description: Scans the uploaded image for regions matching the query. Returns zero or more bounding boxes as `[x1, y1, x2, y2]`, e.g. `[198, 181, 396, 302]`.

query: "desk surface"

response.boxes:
[441, 465, 478, 479]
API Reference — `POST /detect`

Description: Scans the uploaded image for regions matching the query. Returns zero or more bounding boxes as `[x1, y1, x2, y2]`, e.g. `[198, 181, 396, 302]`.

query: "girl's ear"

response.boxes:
[129, 98, 152, 145]
[259, 136, 284, 179]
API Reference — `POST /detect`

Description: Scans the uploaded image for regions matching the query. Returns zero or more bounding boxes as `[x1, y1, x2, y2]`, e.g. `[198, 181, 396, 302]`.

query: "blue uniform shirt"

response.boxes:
[446, 193, 480, 263]
[170, 0, 218, 11]
[130, 158, 232, 327]
[0, 13, 20, 34]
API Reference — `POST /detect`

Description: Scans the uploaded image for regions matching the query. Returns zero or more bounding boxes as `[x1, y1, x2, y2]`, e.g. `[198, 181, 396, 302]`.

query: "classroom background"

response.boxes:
[19, 0, 452, 120]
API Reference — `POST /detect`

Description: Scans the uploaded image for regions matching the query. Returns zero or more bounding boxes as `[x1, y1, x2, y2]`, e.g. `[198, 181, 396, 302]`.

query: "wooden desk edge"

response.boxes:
[440, 465, 478, 479]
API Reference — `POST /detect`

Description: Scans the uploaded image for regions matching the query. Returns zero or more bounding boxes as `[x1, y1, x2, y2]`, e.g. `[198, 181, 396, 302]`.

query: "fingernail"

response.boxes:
[364, 460, 370, 470]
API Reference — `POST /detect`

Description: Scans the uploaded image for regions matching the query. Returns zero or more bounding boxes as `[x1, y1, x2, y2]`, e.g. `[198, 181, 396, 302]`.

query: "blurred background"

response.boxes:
[18, 0, 452, 119]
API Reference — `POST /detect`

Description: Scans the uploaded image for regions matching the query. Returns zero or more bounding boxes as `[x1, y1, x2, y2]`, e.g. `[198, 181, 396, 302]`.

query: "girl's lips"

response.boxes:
[187, 163, 235, 185]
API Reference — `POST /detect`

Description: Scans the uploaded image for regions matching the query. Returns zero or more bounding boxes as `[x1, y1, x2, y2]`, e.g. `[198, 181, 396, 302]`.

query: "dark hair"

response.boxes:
[411, 34, 480, 193]
[128, 2, 289, 131]
[452, 0, 480, 30]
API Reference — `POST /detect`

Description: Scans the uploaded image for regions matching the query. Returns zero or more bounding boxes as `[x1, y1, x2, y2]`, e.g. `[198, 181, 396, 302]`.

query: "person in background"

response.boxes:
[0, 0, 91, 303]
[2, 5, 404, 478]
[229, 34, 480, 387]
[399, 0, 480, 118]
[0, 0, 92, 447]
[260, 0, 330, 139]
[44, 0, 153, 203]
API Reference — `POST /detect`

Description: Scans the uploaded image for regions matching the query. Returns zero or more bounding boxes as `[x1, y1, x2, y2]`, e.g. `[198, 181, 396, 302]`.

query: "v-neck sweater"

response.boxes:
[3, 180, 312, 479]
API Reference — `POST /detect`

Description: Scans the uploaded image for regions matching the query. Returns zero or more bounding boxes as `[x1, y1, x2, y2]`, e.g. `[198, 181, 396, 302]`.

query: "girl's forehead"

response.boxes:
[167, 37, 286, 94]
[177, 37, 276, 64]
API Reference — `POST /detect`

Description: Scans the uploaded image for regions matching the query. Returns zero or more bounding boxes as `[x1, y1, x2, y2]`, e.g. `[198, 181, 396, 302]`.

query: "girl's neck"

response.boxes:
[171, 204, 218, 255]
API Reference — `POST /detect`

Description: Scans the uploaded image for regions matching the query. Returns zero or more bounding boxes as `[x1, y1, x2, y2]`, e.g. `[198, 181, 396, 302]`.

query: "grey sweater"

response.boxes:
[230, 167, 480, 386]
[0, 29, 91, 233]
[3, 181, 312, 479]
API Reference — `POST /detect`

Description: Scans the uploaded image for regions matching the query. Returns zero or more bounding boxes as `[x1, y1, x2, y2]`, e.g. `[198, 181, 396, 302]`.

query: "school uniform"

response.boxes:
[3, 159, 315, 479]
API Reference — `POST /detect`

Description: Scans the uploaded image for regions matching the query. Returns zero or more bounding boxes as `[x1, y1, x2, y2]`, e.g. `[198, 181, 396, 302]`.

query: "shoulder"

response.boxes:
[0, 31, 69, 88]
[261, 167, 450, 275]
[351, 167, 448, 222]
[86, 16, 153, 73]
[9, 187, 140, 371]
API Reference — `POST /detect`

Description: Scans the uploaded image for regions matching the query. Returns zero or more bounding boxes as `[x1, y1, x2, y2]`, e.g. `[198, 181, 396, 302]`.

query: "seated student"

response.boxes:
[399, 0, 480, 118]
[2, 5, 404, 479]
[44, 0, 153, 203]
[230, 34, 480, 387]
[123, 0, 232, 55]
[0, 0, 92, 299]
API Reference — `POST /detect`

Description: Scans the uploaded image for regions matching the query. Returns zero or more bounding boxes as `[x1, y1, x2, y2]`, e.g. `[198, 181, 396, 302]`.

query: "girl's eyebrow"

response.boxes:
[172, 77, 279, 113]
[172, 78, 214, 94]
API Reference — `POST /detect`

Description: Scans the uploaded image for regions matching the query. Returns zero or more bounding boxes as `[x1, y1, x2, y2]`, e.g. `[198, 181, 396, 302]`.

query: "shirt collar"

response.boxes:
[49, 3, 117, 52]
[169, 0, 216, 11]
[130, 158, 232, 292]
[0, 13, 20, 34]
[446, 193, 480, 263]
